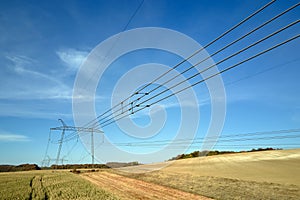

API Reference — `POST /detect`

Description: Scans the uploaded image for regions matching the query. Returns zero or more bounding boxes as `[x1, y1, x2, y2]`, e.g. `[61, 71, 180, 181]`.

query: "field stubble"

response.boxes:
[0, 170, 118, 200]
[114, 149, 300, 200]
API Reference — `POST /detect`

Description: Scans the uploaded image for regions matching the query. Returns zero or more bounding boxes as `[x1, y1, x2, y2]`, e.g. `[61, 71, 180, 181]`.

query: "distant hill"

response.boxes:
[0, 164, 40, 172]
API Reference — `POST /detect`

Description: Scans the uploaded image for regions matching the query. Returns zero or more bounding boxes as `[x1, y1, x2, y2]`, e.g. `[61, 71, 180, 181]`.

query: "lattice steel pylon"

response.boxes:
[50, 119, 103, 165]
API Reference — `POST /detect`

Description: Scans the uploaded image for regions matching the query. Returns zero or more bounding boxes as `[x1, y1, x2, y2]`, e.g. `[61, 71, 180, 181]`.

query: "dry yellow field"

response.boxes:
[1, 149, 299, 199]
[81, 171, 212, 200]
[112, 149, 300, 199]
[0, 170, 118, 200]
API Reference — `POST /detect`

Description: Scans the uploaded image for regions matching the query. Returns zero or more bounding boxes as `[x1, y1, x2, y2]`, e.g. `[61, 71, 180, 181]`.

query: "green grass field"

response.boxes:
[0, 170, 118, 200]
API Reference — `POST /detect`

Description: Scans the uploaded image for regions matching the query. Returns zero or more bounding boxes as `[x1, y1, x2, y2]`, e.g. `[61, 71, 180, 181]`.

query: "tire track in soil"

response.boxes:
[81, 171, 212, 200]
[39, 176, 49, 200]
[29, 175, 49, 200]
[29, 176, 35, 200]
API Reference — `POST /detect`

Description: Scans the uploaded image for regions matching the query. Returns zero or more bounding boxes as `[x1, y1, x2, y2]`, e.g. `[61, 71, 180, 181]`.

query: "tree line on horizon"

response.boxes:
[168, 147, 282, 161]
[0, 161, 140, 172]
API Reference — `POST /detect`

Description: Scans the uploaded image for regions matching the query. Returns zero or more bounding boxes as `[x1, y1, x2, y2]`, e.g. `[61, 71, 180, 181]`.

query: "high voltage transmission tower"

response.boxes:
[46, 119, 103, 165]
[42, 155, 68, 167]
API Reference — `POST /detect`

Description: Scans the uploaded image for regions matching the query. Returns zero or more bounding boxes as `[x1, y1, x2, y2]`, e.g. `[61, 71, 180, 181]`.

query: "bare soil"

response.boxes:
[81, 171, 212, 200]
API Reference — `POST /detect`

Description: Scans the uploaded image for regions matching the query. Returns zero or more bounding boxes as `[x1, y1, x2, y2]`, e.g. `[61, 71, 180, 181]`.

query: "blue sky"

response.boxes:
[0, 0, 299, 165]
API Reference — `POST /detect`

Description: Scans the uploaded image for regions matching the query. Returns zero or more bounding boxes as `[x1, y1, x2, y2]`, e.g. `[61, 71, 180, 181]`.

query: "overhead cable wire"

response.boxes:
[75, 0, 145, 130]
[100, 33, 300, 128]
[87, 0, 277, 128]
[60, 1, 287, 143]
[110, 128, 300, 146]
[134, 20, 299, 104]
[55, 0, 279, 145]
[98, 21, 299, 128]
[225, 58, 300, 87]
[56, 1, 145, 144]
[96, 3, 299, 127]
[121, 135, 300, 147]
[132, 143, 300, 149]
[111, 135, 300, 147]
[97, 2, 299, 125]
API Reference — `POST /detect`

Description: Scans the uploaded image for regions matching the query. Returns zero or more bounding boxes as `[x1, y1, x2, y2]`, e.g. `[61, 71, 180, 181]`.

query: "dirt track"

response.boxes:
[81, 171, 212, 200]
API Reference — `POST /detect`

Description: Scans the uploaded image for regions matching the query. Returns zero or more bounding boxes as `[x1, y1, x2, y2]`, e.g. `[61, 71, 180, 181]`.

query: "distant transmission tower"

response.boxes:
[49, 119, 103, 165]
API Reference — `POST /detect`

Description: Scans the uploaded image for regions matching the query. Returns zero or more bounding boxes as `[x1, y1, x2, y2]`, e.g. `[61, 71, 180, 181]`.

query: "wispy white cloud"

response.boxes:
[3, 54, 74, 100]
[56, 48, 89, 70]
[0, 132, 30, 142]
[0, 102, 73, 119]
[10, 61, 64, 86]
[1, 53, 108, 119]
[6, 55, 37, 66]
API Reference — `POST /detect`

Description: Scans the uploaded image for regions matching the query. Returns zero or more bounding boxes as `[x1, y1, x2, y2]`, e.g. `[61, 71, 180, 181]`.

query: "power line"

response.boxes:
[60, 0, 145, 144]
[122, 135, 300, 147]
[176, 57, 300, 99]
[124, 0, 145, 30]
[135, 20, 299, 103]
[225, 58, 300, 87]
[99, 28, 300, 128]
[132, 143, 300, 149]
[121, 144, 300, 149]
[111, 2, 299, 122]
[51, 1, 300, 163]
[86, 0, 277, 128]
[108, 136, 300, 150]
[59, 1, 299, 147]
[75, 0, 145, 129]
[94, 4, 299, 129]
[109, 128, 300, 146]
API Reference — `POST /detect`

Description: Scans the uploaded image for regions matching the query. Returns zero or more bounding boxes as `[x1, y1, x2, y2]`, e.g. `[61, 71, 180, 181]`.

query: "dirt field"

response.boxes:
[81, 171, 212, 200]
[110, 149, 300, 199]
